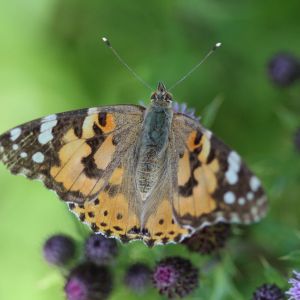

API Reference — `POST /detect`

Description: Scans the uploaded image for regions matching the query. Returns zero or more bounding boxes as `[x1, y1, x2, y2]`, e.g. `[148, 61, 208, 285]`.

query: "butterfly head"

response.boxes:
[151, 82, 173, 107]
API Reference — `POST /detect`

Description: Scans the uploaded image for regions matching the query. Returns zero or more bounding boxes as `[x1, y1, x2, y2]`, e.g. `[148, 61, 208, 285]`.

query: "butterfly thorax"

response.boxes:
[136, 83, 173, 201]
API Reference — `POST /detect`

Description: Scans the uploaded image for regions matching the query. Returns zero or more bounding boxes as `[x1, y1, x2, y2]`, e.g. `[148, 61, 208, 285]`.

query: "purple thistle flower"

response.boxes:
[182, 223, 231, 255]
[268, 53, 300, 87]
[286, 271, 300, 300]
[124, 263, 152, 294]
[252, 283, 285, 300]
[84, 234, 118, 265]
[43, 234, 76, 266]
[64, 262, 112, 300]
[153, 256, 199, 299]
[172, 101, 200, 121]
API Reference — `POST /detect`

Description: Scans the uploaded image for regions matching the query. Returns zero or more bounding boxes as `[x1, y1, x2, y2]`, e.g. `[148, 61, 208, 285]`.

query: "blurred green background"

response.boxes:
[1, 0, 300, 299]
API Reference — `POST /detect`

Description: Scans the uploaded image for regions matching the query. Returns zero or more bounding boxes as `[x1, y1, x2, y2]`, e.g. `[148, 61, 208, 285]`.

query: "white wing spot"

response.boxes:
[250, 176, 260, 192]
[42, 114, 57, 122]
[238, 197, 246, 205]
[38, 131, 53, 145]
[205, 130, 212, 139]
[230, 213, 240, 223]
[88, 107, 99, 114]
[0, 146, 4, 153]
[38, 119, 57, 145]
[20, 152, 28, 158]
[10, 128, 21, 141]
[247, 192, 254, 201]
[32, 152, 44, 163]
[12, 144, 19, 150]
[226, 151, 241, 185]
[224, 191, 236, 204]
[225, 169, 238, 185]
[228, 151, 240, 166]
[41, 120, 57, 132]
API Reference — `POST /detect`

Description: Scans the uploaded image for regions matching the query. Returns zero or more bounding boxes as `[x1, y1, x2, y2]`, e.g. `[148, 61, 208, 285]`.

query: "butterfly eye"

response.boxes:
[151, 93, 157, 100]
[165, 93, 173, 102]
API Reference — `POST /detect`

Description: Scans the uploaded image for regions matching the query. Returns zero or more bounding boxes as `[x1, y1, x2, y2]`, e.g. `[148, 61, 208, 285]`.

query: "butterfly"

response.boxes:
[0, 82, 267, 246]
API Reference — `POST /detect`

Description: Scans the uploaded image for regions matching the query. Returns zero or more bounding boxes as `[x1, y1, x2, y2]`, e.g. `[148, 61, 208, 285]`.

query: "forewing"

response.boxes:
[0, 105, 145, 203]
[172, 114, 268, 230]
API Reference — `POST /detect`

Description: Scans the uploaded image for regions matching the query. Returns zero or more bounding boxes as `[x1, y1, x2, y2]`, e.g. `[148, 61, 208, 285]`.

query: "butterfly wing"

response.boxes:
[0, 105, 145, 204]
[68, 163, 143, 243]
[172, 113, 268, 231]
[71, 125, 190, 245]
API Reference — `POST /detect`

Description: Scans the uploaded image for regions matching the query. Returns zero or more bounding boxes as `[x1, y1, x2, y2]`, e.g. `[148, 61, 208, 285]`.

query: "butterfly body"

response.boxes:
[0, 83, 268, 246]
[136, 88, 173, 201]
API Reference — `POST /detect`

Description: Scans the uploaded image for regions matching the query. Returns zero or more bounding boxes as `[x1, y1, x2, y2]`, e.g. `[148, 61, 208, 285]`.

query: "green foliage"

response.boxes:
[281, 250, 300, 264]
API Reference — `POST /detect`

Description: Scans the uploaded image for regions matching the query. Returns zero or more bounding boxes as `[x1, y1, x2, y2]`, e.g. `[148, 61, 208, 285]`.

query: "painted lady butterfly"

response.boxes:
[0, 82, 267, 246]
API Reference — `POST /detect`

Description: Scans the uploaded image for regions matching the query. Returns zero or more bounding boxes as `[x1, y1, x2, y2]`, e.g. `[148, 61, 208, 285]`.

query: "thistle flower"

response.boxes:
[124, 263, 152, 294]
[252, 283, 285, 300]
[182, 223, 231, 255]
[64, 262, 112, 300]
[84, 234, 118, 265]
[286, 271, 300, 300]
[172, 102, 200, 121]
[268, 53, 300, 87]
[43, 234, 76, 266]
[153, 256, 199, 298]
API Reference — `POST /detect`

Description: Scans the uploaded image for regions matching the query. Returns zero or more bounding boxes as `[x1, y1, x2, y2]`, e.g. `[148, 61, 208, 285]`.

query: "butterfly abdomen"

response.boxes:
[135, 105, 173, 200]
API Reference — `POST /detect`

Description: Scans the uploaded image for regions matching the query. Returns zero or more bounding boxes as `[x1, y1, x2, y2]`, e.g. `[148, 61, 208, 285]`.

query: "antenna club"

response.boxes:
[169, 41, 222, 91]
[212, 42, 222, 51]
[101, 36, 153, 91]
[101, 37, 111, 47]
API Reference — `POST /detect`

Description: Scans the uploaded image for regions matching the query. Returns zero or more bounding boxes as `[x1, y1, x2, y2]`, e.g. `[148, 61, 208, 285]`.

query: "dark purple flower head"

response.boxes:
[252, 283, 285, 300]
[294, 128, 300, 153]
[286, 271, 300, 300]
[64, 262, 112, 300]
[85, 234, 118, 265]
[268, 53, 300, 87]
[124, 263, 152, 294]
[43, 234, 76, 266]
[182, 223, 231, 255]
[153, 257, 199, 299]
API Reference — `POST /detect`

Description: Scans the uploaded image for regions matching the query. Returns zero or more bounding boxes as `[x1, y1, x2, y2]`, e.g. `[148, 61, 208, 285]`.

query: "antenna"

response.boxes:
[169, 42, 222, 91]
[101, 37, 153, 91]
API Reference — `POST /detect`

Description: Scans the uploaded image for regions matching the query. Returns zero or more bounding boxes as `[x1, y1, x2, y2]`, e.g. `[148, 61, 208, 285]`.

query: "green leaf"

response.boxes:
[207, 254, 243, 300]
[280, 250, 300, 264]
[36, 271, 62, 290]
[276, 106, 299, 130]
[261, 258, 286, 287]
[201, 95, 224, 128]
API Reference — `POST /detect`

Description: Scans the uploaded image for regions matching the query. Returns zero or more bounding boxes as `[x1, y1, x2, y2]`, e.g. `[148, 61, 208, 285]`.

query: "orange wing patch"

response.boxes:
[69, 165, 141, 243]
[174, 130, 220, 225]
[142, 199, 190, 246]
[49, 114, 117, 201]
[82, 113, 116, 137]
